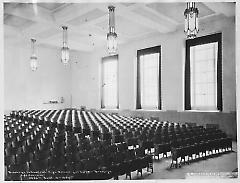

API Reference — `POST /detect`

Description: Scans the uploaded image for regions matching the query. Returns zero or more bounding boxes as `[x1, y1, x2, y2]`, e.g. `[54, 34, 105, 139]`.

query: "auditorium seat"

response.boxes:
[125, 149, 140, 179]
[135, 147, 153, 175]
[4, 109, 233, 180]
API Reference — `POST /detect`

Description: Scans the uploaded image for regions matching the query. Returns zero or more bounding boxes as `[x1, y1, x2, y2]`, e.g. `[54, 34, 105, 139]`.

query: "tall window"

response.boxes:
[101, 55, 118, 109]
[136, 46, 161, 109]
[185, 33, 222, 111]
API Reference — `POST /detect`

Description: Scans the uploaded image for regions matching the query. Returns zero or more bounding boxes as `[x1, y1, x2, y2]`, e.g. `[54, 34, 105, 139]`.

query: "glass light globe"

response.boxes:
[30, 55, 38, 71]
[61, 46, 69, 65]
[107, 32, 117, 55]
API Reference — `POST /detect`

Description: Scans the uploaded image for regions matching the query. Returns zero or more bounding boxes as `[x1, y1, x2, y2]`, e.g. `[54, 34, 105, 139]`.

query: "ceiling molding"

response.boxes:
[137, 3, 179, 26]
[53, 3, 97, 24]
[97, 3, 175, 33]
[202, 2, 235, 17]
[5, 3, 55, 24]
[4, 2, 235, 52]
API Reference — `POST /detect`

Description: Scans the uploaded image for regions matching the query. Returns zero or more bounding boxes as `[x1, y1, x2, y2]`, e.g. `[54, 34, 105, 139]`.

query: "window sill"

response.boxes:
[135, 109, 166, 112]
[184, 110, 220, 113]
[100, 108, 119, 110]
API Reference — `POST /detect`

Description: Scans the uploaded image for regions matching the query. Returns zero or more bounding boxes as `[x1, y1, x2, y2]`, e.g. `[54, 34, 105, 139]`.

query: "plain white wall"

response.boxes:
[70, 50, 101, 109]
[5, 16, 235, 113]
[4, 43, 72, 112]
[71, 15, 236, 113]
[3, 15, 236, 138]
[70, 15, 236, 139]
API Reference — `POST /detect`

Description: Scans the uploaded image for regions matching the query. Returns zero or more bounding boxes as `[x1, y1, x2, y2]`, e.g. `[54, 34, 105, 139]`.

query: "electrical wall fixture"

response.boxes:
[30, 38, 38, 71]
[184, 2, 199, 39]
[107, 5, 117, 54]
[61, 26, 70, 65]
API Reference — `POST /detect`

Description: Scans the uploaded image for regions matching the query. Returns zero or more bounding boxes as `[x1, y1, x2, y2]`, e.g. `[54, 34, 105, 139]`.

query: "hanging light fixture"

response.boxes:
[30, 38, 38, 71]
[107, 5, 117, 54]
[184, 2, 199, 39]
[61, 26, 70, 65]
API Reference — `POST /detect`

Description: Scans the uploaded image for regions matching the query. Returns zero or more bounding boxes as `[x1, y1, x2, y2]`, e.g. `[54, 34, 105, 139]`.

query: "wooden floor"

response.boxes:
[117, 141, 238, 180]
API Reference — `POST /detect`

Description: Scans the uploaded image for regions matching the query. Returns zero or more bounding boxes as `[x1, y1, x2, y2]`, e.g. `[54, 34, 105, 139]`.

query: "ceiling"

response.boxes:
[4, 2, 235, 52]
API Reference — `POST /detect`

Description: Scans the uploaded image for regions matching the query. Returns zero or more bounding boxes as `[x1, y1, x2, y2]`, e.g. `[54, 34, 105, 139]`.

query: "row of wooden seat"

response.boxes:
[170, 137, 232, 168]
[6, 108, 232, 177]
[7, 109, 232, 147]
[9, 109, 223, 140]
[4, 114, 153, 180]
[7, 109, 232, 153]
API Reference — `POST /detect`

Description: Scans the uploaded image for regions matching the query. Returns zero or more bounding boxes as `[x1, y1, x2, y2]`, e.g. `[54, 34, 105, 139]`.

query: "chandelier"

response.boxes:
[61, 26, 70, 65]
[30, 38, 38, 71]
[184, 2, 199, 39]
[107, 6, 117, 55]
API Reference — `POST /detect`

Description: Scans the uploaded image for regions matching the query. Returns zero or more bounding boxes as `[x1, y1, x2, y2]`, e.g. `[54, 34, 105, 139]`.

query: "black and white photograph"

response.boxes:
[2, 0, 239, 181]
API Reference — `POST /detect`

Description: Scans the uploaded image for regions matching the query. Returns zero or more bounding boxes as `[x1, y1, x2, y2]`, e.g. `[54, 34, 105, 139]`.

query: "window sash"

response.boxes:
[140, 53, 159, 109]
[136, 46, 161, 110]
[185, 33, 222, 111]
[190, 42, 218, 110]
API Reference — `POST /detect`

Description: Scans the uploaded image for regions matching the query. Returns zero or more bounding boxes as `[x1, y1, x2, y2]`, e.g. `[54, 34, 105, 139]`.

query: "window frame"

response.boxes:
[136, 45, 161, 110]
[101, 54, 119, 109]
[185, 33, 222, 111]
